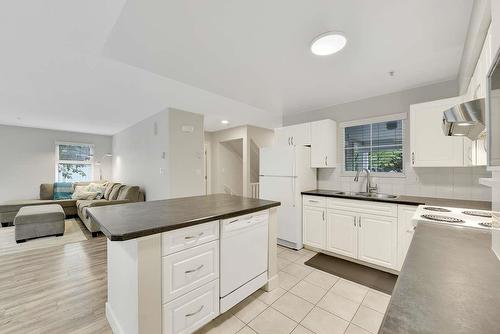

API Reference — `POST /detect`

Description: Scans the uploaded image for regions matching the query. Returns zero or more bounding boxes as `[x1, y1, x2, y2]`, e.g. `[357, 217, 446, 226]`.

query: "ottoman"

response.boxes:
[14, 204, 65, 243]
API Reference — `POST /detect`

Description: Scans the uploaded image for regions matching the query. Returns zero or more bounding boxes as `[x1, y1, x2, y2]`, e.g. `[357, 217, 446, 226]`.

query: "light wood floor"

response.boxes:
[0, 226, 111, 334]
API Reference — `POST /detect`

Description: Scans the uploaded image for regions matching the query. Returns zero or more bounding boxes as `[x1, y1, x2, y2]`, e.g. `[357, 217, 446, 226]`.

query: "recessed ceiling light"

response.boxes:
[221, 120, 229, 124]
[310, 32, 347, 56]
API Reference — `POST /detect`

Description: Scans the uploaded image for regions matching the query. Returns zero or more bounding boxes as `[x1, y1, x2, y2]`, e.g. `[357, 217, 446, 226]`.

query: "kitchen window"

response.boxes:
[55, 142, 94, 182]
[343, 119, 404, 174]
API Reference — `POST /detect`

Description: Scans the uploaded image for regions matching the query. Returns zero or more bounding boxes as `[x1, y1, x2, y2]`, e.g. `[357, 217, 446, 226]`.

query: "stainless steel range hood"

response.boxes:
[442, 98, 485, 140]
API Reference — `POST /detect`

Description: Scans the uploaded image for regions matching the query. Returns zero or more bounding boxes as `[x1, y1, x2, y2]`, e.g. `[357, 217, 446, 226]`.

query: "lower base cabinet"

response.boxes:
[303, 206, 326, 249]
[163, 279, 219, 334]
[304, 196, 416, 271]
[326, 210, 358, 258]
[357, 215, 397, 269]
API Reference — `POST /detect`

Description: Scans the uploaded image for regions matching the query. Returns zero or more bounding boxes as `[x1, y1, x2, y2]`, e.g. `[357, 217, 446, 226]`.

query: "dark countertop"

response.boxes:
[301, 189, 492, 210]
[379, 222, 500, 334]
[87, 194, 281, 241]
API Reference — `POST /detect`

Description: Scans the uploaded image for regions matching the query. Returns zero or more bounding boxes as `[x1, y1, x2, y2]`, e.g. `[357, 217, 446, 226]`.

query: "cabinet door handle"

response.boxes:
[185, 305, 204, 317]
[185, 264, 204, 274]
[288, 137, 291, 145]
[358, 217, 362, 228]
[322, 211, 325, 221]
[353, 216, 356, 227]
[308, 199, 319, 203]
[325, 156, 327, 166]
[291, 136, 294, 145]
[412, 152, 415, 165]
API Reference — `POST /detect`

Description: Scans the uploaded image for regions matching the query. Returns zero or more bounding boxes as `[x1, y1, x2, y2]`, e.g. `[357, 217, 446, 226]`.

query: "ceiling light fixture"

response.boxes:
[221, 120, 229, 125]
[310, 32, 347, 56]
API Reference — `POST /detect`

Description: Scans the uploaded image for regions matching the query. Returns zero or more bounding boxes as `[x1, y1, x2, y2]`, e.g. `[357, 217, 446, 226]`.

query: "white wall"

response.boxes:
[206, 125, 274, 196]
[219, 139, 244, 195]
[113, 111, 170, 201]
[0, 125, 112, 202]
[167, 109, 204, 198]
[283, 80, 492, 201]
[113, 108, 204, 201]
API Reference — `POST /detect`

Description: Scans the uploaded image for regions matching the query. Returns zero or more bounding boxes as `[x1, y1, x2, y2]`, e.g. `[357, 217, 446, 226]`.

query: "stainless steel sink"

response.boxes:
[354, 192, 399, 199]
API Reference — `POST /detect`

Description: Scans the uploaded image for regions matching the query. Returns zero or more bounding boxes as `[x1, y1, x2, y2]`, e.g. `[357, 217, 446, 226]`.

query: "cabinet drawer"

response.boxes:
[163, 279, 219, 334]
[163, 241, 219, 303]
[162, 221, 219, 256]
[327, 198, 397, 217]
[303, 196, 326, 208]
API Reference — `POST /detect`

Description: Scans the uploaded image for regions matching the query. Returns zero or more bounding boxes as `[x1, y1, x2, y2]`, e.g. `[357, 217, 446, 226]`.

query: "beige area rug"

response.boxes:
[0, 218, 88, 256]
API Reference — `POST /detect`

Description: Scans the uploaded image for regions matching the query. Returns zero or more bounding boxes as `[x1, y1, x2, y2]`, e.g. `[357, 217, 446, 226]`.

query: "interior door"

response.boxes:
[303, 206, 325, 249]
[358, 214, 397, 269]
[326, 209, 358, 258]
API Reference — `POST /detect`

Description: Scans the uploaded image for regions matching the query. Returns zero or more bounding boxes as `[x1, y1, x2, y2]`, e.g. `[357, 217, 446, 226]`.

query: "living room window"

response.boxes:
[342, 116, 404, 175]
[55, 142, 94, 182]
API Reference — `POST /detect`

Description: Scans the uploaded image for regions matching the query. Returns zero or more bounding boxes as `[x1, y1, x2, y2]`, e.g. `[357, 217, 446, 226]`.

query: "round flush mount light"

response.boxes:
[310, 32, 347, 56]
[221, 120, 229, 125]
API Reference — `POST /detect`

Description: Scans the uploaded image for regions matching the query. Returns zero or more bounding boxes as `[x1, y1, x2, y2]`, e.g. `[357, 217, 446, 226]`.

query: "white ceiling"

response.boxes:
[104, 0, 473, 115]
[0, 0, 473, 135]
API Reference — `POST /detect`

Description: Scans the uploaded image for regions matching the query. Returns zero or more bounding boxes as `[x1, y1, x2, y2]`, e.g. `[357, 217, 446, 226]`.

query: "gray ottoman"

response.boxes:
[14, 204, 65, 243]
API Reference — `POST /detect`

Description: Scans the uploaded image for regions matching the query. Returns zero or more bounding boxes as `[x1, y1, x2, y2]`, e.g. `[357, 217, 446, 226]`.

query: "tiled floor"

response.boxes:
[196, 246, 390, 334]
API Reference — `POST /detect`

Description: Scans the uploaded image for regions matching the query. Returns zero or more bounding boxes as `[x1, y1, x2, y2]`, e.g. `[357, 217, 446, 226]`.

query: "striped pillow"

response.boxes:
[53, 182, 74, 200]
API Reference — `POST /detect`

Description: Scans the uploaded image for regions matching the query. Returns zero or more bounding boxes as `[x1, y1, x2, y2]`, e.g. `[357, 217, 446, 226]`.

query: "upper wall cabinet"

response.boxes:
[275, 120, 337, 168]
[466, 27, 492, 101]
[274, 123, 311, 147]
[311, 120, 337, 168]
[410, 96, 468, 167]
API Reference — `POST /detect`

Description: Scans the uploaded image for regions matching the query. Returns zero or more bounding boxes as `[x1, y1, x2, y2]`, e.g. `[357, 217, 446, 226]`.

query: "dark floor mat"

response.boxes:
[304, 253, 397, 295]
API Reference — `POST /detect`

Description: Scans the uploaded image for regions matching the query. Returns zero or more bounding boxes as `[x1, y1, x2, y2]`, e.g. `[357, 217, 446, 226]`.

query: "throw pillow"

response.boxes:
[88, 182, 106, 199]
[72, 185, 90, 199]
[53, 182, 74, 200]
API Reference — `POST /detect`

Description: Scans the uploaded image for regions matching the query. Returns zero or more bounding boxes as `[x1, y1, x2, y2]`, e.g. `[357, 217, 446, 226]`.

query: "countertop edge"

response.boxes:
[301, 191, 425, 206]
[301, 189, 492, 210]
[88, 201, 281, 241]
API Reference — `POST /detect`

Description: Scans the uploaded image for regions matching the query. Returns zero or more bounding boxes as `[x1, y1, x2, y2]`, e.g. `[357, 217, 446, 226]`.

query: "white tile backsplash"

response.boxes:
[318, 165, 492, 201]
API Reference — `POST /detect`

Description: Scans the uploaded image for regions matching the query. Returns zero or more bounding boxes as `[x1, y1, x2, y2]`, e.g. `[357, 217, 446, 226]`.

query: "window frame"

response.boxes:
[340, 114, 406, 178]
[55, 141, 95, 182]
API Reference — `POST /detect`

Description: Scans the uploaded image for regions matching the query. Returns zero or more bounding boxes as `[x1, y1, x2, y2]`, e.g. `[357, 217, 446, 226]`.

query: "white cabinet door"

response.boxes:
[410, 96, 465, 167]
[311, 119, 337, 168]
[303, 206, 325, 249]
[274, 123, 311, 147]
[274, 127, 292, 147]
[289, 123, 311, 146]
[357, 214, 397, 269]
[326, 209, 358, 258]
[397, 205, 417, 271]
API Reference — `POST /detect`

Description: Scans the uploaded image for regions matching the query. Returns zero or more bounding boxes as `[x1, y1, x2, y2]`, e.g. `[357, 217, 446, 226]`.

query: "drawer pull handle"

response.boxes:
[185, 264, 204, 274]
[185, 232, 204, 240]
[229, 216, 252, 224]
[309, 200, 319, 203]
[185, 305, 204, 317]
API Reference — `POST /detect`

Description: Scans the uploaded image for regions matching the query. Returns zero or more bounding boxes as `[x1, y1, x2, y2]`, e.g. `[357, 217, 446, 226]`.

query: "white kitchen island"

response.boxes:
[87, 194, 280, 334]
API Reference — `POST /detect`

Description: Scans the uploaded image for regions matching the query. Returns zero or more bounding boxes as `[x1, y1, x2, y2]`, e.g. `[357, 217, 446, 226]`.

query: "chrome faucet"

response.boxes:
[354, 168, 378, 193]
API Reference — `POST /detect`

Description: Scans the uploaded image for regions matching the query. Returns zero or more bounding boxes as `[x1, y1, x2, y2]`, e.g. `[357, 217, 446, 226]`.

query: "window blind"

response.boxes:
[344, 120, 403, 173]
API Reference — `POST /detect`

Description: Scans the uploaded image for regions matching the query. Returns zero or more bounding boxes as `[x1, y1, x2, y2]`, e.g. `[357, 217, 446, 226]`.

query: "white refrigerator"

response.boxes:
[259, 146, 317, 250]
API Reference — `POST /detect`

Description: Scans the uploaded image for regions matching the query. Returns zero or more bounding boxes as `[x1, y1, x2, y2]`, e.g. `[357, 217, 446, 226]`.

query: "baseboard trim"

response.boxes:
[264, 273, 279, 292]
[106, 302, 126, 334]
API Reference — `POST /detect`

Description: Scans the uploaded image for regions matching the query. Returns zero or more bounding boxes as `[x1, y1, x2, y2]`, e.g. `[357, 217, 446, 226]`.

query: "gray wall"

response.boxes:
[112, 108, 204, 201]
[0, 125, 112, 202]
[283, 79, 458, 125]
[282, 80, 492, 201]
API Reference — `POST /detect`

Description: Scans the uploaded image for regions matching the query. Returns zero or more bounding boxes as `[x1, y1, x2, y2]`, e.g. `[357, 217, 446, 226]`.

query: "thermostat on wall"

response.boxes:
[181, 125, 194, 133]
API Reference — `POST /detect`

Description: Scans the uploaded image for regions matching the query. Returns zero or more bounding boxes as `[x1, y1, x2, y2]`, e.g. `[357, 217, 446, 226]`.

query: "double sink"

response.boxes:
[331, 191, 399, 200]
